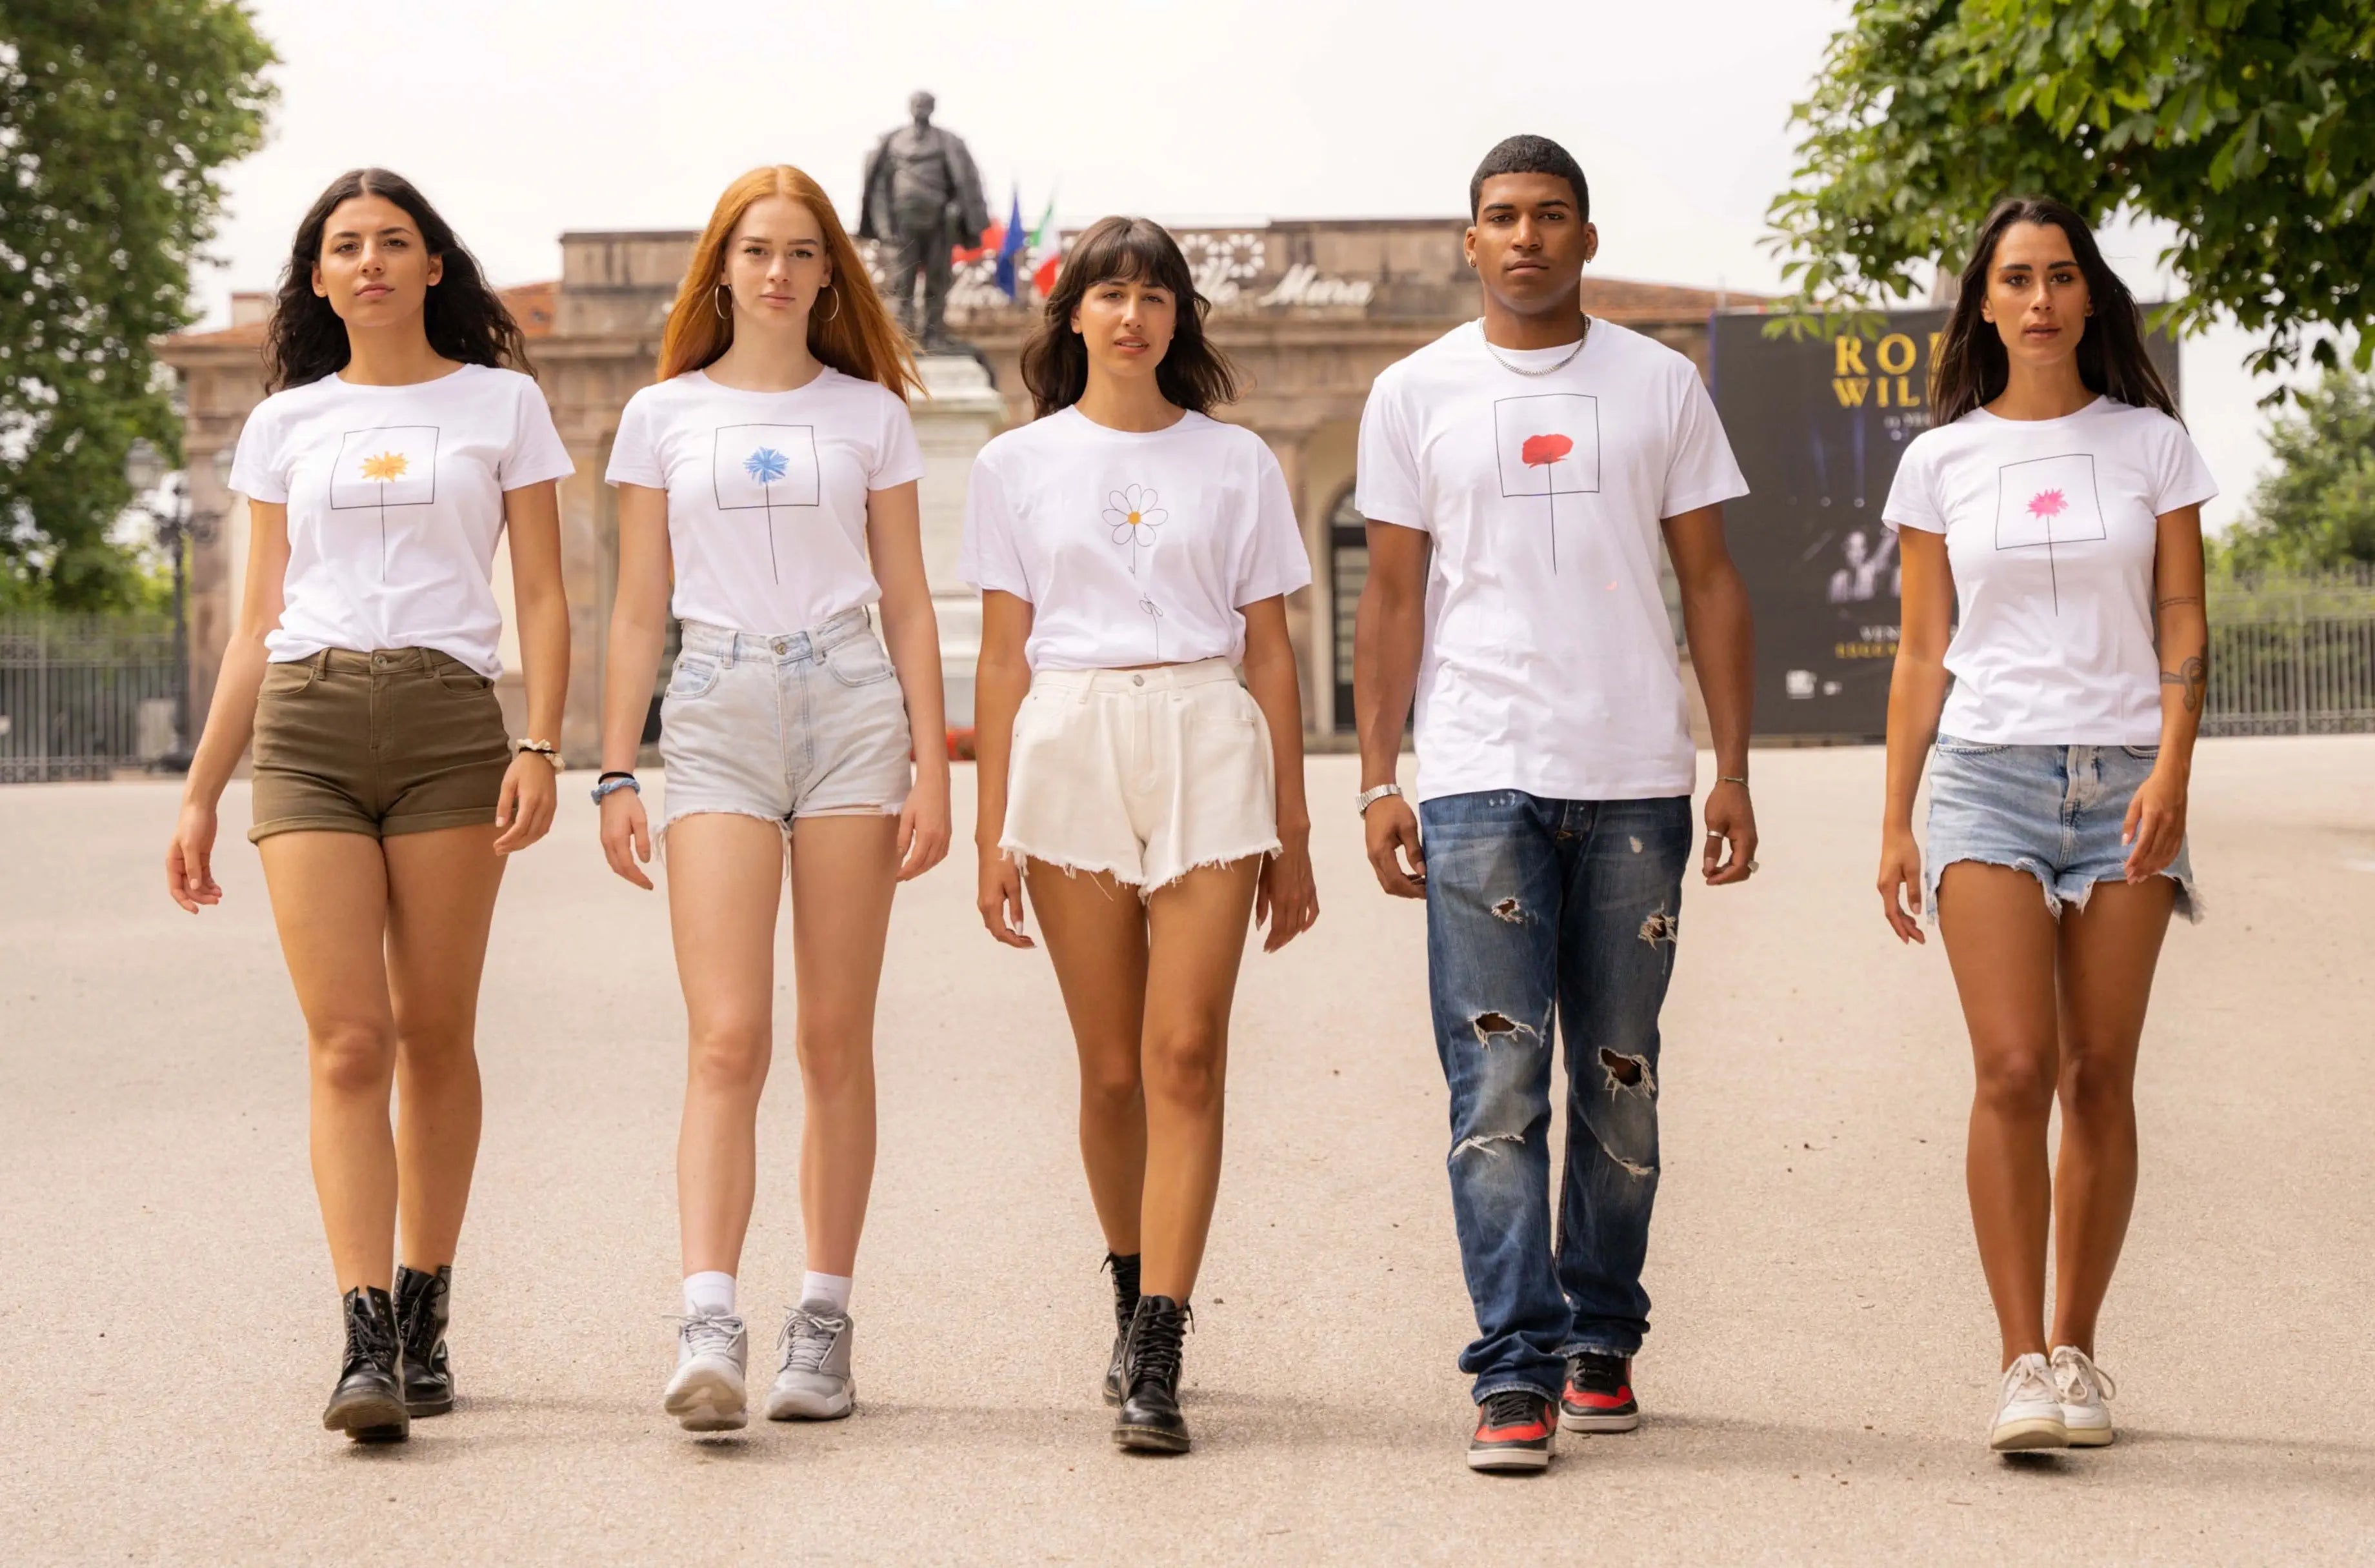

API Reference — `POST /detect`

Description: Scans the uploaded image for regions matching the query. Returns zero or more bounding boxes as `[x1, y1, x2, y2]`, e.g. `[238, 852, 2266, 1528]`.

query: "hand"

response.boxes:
[1877, 823, 1926, 945]
[2122, 765, 2187, 881]
[1256, 830, 1320, 951]
[492, 752, 557, 854]
[166, 800, 223, 913]
[598, 785, 654, 890]
[896, 770, 953, 883]
[977, 844, 1034, 948]
[1363, 793, 1426, 898]
[1702, 779, 1758, 885]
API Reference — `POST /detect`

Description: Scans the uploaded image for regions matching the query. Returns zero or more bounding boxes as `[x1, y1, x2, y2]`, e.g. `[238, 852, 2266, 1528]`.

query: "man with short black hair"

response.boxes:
[1354, 133, 1760, 1473]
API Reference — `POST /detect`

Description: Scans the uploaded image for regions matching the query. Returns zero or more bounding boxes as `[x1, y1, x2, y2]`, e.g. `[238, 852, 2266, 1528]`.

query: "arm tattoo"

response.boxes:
[2160, 654, 2207, 714]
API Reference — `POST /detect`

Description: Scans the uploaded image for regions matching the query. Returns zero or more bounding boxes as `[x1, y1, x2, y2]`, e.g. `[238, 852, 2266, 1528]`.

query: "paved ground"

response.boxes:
[3, 738, 2372, 1565]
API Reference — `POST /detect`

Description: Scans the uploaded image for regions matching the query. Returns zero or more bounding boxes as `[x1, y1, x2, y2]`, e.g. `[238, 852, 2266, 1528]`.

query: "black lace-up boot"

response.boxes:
[323, 1286, 409, 1442]
[1101, 1252, 1141, 1405]
[1112, 1294, 1190, 1453]
[394, 1263, 454, 1416]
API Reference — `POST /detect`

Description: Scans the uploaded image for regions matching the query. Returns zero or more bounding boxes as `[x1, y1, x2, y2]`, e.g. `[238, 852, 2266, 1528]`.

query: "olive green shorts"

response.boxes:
[248, 647, 512, 843]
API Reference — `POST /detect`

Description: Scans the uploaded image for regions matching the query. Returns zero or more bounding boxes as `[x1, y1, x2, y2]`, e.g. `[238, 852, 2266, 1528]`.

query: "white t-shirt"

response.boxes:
[229, 363, 574, 679]
[1356, 319, 1749, 803]
[604, 367, 925, 635]
[959, 407, 1312, 670]
[1883, 397, 2216, 745]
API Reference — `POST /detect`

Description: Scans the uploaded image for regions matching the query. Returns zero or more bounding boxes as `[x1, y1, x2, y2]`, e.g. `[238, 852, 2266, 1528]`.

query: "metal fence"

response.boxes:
[0, 615, 181, 783]
[2203, 569, 2375, 737]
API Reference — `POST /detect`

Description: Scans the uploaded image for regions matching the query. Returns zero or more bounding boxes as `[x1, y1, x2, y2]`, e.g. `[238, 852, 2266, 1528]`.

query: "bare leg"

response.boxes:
[785, 814, 901, 1277]
[383, 823, 506, 1271]
[1938, 863, 2062, 1368]
[1137, 859, 1262, 1302]
[1026, 863, 1150, 1257]
[2049, 876, 2175, 1356]
[666, 814, 787, 1277]
[259, 831, 397, 1293]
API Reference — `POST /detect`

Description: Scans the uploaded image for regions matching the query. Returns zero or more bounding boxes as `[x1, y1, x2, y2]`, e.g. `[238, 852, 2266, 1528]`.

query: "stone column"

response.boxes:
[908, 355, 1006, 727]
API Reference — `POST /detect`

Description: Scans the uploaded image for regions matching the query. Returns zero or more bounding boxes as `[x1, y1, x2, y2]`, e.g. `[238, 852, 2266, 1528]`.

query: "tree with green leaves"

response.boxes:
[1769, 1, 2374, 386]
[0, 1, 274, 609]
[2212, 368, 2375, 572]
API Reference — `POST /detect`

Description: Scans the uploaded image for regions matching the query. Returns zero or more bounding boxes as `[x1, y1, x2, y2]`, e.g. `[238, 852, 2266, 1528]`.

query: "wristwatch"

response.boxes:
[1356, 783, 1403, 816]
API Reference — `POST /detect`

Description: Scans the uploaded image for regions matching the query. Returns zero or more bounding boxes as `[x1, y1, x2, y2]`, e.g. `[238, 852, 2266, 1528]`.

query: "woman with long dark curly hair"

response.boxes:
[1877, 196, 2215, 1452]
[963, 217, 1319, 1454]
[166, 168, 572, 1443]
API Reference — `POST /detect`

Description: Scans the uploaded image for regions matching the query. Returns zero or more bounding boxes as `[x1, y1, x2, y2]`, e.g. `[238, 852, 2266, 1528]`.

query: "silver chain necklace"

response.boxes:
[1483, 314, 1592, 377]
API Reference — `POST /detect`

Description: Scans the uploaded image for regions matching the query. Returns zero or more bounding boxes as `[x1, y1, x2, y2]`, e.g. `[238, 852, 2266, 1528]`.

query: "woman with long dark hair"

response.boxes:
[595, 165, 948, 1432]
[1877, 197, 2214, 1451]
[963, 216, 1319, 1454]
[166, 168, 572, 1443]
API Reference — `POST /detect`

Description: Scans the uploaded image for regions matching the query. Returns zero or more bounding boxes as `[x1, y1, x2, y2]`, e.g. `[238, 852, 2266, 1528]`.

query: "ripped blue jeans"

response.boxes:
[1420, 790, 1690, 1403]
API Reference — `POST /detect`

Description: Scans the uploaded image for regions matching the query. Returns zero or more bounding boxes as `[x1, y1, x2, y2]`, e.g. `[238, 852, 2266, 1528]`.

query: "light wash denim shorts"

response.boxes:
[1925, 736, 2201, 925]
[656, 609, 911, 850]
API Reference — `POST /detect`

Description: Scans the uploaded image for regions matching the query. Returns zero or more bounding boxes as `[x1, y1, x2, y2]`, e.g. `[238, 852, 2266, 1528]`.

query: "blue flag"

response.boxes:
[994, 186, 1027, 299]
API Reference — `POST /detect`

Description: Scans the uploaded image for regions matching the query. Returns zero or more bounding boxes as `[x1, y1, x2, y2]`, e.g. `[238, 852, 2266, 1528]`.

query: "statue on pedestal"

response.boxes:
[858, 91, 990, 354]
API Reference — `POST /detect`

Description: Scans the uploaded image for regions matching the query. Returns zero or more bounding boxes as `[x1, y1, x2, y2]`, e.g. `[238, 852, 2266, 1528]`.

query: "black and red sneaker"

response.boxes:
[1467, 1389, 1555, 1473]
[1560, 1351, 1640, 1432]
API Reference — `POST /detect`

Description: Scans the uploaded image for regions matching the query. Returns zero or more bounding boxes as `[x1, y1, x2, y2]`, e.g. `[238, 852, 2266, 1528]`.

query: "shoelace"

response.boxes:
[1570, 1351, 1626, 1392]
[670, 1312, 745, 1359]
[2001, 1356, 2059, 1407]
[777, 1308, 847, 1374]
[345, 1293, 399, 1369]
[2051, 1347, 2116, 1405]
[1480, 1389, 1543, 1431]
[1128, 1302, 1190, 1387]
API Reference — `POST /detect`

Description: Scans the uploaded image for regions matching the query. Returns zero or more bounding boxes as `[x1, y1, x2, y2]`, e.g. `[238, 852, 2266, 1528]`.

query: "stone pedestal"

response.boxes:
[909, 354, 1006, 726]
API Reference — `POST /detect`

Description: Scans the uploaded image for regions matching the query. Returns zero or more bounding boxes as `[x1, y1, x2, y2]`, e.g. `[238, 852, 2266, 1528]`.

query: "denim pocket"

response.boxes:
[824, 637, 896, 688]
[2121, 744, 2161, 760]
[434, 665, 494, 695]
[666, 657, 721, 699]
[1934, 736, 2009, 756]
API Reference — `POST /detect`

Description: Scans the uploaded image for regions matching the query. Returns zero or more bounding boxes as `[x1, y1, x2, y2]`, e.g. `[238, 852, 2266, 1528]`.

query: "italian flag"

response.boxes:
[1028, 197, 1061, 297]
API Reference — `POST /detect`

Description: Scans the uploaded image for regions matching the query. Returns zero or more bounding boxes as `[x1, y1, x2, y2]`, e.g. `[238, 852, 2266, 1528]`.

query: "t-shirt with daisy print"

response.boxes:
[228, 363, 574, 679]
[1883, 396, 2216, 745]
[959, 407, 1311, 671]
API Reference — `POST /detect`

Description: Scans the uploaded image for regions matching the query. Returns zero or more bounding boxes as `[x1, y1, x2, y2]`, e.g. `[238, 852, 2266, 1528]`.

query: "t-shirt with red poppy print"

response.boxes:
[1355, 318, 1748, 803]
[1884, 397, 2215, 745]
[228, 363, 574, 679]
[959, 407, 1310, 670]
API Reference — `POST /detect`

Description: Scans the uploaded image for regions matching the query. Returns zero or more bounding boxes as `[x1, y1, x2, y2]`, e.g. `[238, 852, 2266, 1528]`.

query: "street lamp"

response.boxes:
[124, 439, 229, 772]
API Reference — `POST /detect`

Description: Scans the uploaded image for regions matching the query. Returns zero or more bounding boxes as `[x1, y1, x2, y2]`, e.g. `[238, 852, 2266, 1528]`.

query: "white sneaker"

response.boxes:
[1990, 1352, 2069, 1451]
[764, 1302, 854, 1420]
[2051, 1345, 2116, 1447]
[662, 1310, 748, 1432]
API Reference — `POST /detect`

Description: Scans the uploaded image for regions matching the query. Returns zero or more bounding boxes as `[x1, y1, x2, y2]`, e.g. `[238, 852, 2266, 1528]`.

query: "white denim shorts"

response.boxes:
[656, 610, 911, 852]
[1001, 658, 1278, 892]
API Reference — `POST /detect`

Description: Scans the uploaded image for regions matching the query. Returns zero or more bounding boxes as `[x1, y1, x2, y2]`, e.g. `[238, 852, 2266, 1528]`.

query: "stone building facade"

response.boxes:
[160, 220, 1743, 756]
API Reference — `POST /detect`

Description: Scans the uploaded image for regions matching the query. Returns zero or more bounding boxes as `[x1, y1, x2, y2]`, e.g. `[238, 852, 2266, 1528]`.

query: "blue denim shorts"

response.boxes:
[1925, 736, 2201, 925]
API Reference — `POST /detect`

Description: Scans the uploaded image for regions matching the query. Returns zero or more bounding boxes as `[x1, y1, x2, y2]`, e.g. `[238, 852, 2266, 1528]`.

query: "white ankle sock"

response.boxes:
[684, 1271, 736, 1317]
[800, 1271, 852, 1313]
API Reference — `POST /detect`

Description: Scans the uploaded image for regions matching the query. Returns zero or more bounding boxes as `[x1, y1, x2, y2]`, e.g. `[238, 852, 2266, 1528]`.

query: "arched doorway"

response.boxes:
[1327, 487, 1367, 732]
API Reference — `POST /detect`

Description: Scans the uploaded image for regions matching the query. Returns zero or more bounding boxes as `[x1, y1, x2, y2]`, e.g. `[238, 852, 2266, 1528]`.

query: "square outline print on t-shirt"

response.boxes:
[1101, 481, 1168, 661]
[1492, 394, 1600, 572]
[1993, 452, 2107, 614]
[330, 425, 441, 578]
[711, 423, 821, 584]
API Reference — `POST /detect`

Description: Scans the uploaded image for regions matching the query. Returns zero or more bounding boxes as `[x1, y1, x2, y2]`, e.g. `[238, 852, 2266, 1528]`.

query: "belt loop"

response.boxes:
[720, 632, 736, 670]
[314, 648, 333, 675]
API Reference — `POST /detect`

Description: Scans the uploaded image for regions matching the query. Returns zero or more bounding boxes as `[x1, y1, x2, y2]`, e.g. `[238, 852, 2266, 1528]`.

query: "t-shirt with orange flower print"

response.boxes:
[959, 407, 1309, 671]
[1883, 397, 2215, 745]
[227, 363, 574, 679]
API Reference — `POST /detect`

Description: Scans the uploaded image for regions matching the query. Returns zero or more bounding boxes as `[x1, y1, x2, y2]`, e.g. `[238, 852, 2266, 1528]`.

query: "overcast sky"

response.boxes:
[194, 0, 2299, 529]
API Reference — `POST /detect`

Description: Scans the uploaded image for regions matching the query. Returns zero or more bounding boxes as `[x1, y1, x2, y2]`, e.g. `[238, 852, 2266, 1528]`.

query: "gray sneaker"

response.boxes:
[764, 1302, 854, 1420]
[662, 1310, 748, 1432]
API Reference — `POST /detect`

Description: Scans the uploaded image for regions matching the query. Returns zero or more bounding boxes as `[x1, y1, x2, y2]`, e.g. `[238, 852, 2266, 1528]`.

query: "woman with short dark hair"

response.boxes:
[964, 216, 1320, 1453]
[1877, 196, 2215, 1452]
[166, 168, 572, 1442]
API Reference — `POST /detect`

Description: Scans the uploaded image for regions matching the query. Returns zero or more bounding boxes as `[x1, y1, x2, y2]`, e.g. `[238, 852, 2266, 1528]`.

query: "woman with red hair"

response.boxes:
[594, 165, 949, 1432]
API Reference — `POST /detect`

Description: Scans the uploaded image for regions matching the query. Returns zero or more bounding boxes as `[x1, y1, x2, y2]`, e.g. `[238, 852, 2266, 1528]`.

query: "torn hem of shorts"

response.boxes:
[1002, 838, 1279, 900]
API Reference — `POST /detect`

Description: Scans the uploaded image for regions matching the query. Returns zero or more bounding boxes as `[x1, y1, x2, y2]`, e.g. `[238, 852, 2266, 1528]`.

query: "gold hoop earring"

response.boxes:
[712, 283, 730, 321]
[817, 282, 841, 324]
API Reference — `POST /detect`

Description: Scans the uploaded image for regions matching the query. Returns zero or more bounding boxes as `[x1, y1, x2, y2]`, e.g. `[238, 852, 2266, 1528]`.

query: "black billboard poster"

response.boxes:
[1710, 308, 2180, 740]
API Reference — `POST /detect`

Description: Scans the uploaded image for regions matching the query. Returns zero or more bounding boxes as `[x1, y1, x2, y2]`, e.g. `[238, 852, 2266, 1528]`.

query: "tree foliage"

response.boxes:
[2212, 368, 2375, 572]
[1769, 1, 2375, 387]
[0, 1, 274, 608]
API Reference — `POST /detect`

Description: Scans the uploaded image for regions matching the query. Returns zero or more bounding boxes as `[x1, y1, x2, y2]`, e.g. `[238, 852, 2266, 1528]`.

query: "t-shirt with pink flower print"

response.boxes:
[1884, 397, 2216, 745]
[959, 407, 1310, 671]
